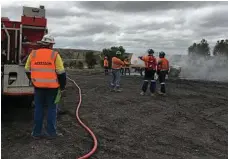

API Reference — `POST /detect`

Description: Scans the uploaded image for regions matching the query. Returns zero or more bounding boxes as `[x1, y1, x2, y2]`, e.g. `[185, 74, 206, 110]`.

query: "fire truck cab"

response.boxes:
[1, 5, 47, 102]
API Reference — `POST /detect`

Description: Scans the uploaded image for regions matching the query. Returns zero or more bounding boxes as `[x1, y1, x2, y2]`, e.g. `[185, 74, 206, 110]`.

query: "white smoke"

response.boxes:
[129, 53, 228, 82]
[168, 54, 228, 82]
[130, 53, 145, 67]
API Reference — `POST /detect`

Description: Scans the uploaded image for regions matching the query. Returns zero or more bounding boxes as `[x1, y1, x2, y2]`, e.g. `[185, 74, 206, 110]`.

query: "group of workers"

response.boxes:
[24, 33, 169, 140]
[106, 49, 169, 95]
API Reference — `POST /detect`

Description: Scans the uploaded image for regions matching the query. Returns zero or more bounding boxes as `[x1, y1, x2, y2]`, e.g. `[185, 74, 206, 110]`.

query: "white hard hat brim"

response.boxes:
[37, 41, 55, 45]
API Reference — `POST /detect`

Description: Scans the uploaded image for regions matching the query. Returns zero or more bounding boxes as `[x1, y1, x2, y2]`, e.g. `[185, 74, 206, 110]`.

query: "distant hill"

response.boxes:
[54, 48, 133, 61]
[54, 48, 102, 60]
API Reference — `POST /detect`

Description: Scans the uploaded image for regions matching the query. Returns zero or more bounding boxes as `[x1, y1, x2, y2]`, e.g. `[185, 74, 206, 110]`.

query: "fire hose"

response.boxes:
[67, 76, 98, 159]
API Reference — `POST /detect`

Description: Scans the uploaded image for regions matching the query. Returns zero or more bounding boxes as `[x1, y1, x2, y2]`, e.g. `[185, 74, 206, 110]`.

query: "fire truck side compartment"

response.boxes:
[1, 5, 47, 96]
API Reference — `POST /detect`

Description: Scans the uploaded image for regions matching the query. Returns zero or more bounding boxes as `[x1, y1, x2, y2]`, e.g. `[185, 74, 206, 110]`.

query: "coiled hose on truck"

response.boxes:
[67, 76, 98, 159]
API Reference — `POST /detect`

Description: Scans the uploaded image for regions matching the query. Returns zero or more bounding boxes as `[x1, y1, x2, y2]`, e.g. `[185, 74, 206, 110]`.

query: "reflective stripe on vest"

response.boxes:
[32, 50, 56, 60]
[30, 49, 59, 88]
[30, 68, 56, 72]
[32, 78, 58, 83]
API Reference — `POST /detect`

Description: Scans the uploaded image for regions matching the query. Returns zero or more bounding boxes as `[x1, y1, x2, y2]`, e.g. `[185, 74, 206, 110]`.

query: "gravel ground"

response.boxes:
[2, 70, 228, 159]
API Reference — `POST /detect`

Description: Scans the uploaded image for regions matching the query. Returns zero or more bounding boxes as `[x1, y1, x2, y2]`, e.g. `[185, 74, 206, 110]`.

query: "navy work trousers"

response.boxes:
[32, 88, 58, 137]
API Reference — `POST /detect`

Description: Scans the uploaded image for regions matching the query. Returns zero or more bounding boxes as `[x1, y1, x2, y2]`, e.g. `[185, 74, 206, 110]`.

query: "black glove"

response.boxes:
[60, 85, 65, 91]
[25, 72, 31, 80]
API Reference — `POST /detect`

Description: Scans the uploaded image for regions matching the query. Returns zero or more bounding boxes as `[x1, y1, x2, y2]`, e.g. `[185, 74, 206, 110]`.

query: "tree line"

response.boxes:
[63, 38, 228, 69]
[188, 39, 228, 57]
[62, 46, 126, 69]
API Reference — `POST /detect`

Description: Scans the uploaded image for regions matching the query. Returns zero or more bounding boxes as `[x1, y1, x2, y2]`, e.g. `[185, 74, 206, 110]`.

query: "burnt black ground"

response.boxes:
[1, 70, 228, 159]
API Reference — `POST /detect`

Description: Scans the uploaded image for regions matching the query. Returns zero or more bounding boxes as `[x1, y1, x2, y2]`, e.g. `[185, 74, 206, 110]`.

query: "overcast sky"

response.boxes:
[1, 1, 228, 55]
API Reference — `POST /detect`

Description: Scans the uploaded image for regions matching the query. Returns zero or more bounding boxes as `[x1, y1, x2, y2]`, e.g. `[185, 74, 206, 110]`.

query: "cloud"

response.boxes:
[199, 7, 228, 28]
[76, 1, 224, 13]
[51, 22, 120, 37]
[1, 1, 228, 54]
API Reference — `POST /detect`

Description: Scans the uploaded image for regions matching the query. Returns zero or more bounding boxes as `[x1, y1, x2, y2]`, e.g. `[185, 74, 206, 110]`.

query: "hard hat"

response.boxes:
[147, 49, 154, 54]
[40, 34, 55, 44]
[104, 56, 108, 59]
[116, 51, 121, 55]
[159, 51, 165, 57]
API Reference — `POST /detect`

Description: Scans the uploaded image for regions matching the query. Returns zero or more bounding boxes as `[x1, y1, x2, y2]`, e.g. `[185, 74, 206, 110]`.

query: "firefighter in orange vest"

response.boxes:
[104, 56, 109, 75]
[157, 51, 169, 95]
[111, 51, 125, 92]
[24, 34, 66, 139]
[138, 49, 157, 96]
[123, 57, 131, 75]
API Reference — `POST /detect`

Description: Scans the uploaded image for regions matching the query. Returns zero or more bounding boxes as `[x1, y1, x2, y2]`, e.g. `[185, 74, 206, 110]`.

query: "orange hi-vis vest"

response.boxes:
[159, 58, 169, 70]
[112, 57, 124, 69]
[104, 59, 109, 67]
[142, 55, 157, 70]
[30, 48, 60, 88]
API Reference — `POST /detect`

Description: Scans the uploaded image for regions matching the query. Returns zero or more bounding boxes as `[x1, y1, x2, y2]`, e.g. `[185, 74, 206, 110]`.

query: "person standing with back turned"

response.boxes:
[138, 49, 157, 96]
[104, 56, 109, 75]
[123, 57, 131, 75]
[157, 51, 169, 95]
[111, 51, 124, 92]
[24, 34, 66, 139]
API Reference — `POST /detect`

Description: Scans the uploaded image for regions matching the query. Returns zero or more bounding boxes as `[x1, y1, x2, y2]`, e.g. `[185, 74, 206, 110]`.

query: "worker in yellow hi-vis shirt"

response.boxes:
[25, 34, 66, 139]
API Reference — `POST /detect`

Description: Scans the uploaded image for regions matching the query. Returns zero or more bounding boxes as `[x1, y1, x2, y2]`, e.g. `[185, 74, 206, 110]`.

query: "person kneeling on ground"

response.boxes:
[157, 51, 169, 95]
[25, 34, 66, 139]
[138, 48, 157, 96]
[110, 51, 124, 92]
[103, 56, 109, 76]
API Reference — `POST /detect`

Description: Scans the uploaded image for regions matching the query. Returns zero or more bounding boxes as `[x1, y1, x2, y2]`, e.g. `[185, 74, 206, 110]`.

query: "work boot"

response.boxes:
[140, 92, 145, 96]
[110, 88, 115, 92]
[44, 132, 63, 140]
[115, 88, 122, 92]
[110, 85, 115, 92]
[158, 91, 166, 96]
[32, 135, 42, 140]
[31, 132, 44, 140]
[161, 84, 166, 95]
[150, 93, 156, 97]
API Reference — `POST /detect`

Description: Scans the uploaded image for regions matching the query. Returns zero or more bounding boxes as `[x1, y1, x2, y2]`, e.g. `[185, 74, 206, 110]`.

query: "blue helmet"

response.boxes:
[159, 51, 165, 57]
[148, 49, 154, 54]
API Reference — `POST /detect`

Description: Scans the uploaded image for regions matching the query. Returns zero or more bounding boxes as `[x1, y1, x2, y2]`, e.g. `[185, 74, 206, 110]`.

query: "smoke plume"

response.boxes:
[168, 54, 228, 82]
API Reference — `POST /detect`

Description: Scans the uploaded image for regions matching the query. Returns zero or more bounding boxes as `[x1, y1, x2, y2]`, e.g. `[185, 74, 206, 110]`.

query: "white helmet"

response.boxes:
[40, 34, 55, 44]
[116, 51, 121, 55]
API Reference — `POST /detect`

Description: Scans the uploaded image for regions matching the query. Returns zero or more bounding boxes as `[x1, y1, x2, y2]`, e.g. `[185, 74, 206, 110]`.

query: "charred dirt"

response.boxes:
[2, 70, 228, 159]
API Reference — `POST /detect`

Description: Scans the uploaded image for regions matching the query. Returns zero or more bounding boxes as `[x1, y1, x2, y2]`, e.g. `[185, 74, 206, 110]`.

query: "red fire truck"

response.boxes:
[1, 5, 48, 105]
